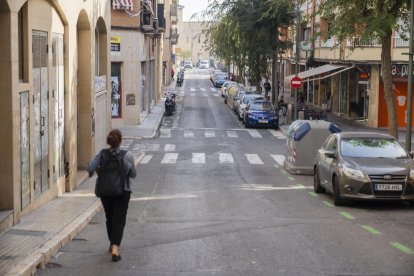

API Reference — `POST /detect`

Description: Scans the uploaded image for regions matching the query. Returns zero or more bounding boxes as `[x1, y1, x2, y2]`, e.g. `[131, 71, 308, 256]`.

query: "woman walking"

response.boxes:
[87, 129, 136, 262]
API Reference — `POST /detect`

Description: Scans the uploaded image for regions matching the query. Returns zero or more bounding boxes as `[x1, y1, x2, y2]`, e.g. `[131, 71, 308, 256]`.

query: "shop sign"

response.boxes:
[391, 64, 414, 81]
[111, 36, 121, 52]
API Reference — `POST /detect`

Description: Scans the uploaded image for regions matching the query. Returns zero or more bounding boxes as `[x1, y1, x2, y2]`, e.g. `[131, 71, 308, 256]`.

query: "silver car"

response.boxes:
[314, 132, 414, 206]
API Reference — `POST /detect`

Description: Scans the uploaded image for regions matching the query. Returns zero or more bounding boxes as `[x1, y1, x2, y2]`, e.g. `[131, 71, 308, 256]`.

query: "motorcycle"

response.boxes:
[176, 71, 184, 87]
[164, 92, 176, 116]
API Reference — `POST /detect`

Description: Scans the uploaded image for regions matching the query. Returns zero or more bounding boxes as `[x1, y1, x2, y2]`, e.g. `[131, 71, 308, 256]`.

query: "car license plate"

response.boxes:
[375, 184, 402, 191]
[258, 119, 268, 123]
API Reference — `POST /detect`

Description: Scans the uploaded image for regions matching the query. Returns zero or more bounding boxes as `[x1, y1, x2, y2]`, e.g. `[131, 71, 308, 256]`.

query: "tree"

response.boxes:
[202, 0, 294, 91]
[318, 0, 410, 138]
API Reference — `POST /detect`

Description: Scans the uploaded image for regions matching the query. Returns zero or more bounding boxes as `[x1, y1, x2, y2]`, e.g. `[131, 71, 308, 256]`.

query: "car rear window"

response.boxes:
[341, 137, 409, 158]
[250, 102, 273, 111]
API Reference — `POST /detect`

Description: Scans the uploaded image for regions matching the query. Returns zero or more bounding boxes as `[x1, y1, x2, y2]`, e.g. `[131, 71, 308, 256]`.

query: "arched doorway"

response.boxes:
[76, 10, 92, 169]
[94, 17, 109, 152]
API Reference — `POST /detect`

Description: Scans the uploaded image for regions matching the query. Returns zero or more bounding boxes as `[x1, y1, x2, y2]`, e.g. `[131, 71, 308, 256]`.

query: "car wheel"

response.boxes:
[314, 167, 325, 193]
[332, 175, 345, 206]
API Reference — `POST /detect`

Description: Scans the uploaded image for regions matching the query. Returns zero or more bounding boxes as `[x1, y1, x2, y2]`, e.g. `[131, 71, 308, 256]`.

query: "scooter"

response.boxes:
[176, 71, 184, 87]
[164, 92, 176, 116]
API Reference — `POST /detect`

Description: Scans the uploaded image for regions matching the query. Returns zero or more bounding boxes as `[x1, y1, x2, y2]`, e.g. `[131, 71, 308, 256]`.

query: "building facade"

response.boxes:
[283, 0, 410, 128]
[175, 5, 209, 67]
[161, 0, 178, 86]
[0, 0, 111, 230]
[111, 0, 163, 127]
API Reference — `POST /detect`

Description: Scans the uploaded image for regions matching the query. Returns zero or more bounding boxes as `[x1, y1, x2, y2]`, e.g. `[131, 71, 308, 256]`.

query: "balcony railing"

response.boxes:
[394, 37, 409, 48]
[348, 37, 381, 47]
[321, 38, 335, 48]
[301, 40, 313, 51]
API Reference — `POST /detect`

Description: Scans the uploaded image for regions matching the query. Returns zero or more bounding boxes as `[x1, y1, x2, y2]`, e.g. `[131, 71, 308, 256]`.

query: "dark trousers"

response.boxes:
[100, 191, 131, 246]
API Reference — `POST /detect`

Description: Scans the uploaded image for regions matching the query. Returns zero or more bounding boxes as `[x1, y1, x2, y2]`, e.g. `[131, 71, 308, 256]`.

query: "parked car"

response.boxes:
[234, 91, 255, 115]
[314, 132, 414, 206]
[184, 60, 192, 69]
[213, 73, 228, 88]
[199, 60, 209, 69]
[243, 100, 279, 129]
[210, 70, 223, 83]
[238, 94, 264, 120]
[221, 81, 237, 97]
[226, 86, 243, 110]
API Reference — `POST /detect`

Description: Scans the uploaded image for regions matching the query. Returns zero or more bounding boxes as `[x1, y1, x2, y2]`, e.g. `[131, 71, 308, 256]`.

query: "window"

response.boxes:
[18, 6, 27, 82]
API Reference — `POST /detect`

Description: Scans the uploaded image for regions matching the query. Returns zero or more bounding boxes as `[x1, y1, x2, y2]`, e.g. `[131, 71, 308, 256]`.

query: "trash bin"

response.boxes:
[284, 120, 341, 175]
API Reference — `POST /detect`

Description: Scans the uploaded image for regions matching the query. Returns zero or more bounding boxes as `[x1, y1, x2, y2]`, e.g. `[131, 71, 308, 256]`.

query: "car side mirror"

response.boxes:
[409, 151, 414, 158]
[324, 151, 336, 158]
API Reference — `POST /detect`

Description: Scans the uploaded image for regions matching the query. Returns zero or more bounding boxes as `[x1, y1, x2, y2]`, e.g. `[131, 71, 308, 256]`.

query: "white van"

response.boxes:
[184, 60, 192, 69]
[199, 60, 209, 69]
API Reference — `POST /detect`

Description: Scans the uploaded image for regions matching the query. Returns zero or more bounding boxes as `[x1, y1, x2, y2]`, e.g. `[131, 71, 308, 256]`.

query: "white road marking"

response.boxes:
[227, 131, 238, 138]
[219, 153, 234, 163]
[140, 154, 153, 164]
[192, 153, 206, 164]
[145, 144, 160, 151]
[184, 130, 194, 137]
[213, 94, 219, 97]
[247, 129, 262, 138]
[164, 144, 176, 151]
[245, 154, 264, 164]
[211, 88, 217, 92]
[203, 94, 208, 97]
[161, 153, 178, 164]
[268, 129, 285, 138]
[191, 93, 196, 97]
[191, 88, 196, 92]
[271, 154, 285, 166]
[200, 88, 206, 92]
[160, 129, 171, 138]
[205, 130, 216, 137]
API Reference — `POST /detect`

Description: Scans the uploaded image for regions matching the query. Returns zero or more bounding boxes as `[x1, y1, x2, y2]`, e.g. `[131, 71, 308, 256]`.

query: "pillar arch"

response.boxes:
[76, 10, 92, 169]
[93, 16, 109, 152]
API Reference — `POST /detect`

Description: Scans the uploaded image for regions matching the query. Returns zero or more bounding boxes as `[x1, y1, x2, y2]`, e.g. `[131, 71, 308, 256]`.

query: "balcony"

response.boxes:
[321, 38, 335, 48]
[170, 28, 179, 45]
[348, 37, 381, 48]
[171, 4, 178, 24]
[157, 3, 166, 32]
[301, 40, 313, 51]
[394, 37, 409, 48]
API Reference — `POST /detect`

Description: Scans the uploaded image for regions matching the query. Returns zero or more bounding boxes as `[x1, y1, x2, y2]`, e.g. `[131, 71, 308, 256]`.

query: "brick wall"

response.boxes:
[111, 0, 141, 28]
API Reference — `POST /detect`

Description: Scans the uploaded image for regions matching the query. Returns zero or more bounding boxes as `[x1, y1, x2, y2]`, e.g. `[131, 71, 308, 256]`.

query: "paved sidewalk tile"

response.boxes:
[1, 178, 101, 276]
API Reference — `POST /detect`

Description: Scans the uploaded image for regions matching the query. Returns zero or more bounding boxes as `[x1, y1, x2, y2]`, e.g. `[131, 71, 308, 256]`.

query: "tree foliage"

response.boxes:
[318, 0, 410, 138]
[202, 0, 294, 86]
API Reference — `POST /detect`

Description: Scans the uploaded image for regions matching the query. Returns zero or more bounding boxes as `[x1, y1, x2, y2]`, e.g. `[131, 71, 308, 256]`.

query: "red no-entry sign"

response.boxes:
[290, 76, 302, 89]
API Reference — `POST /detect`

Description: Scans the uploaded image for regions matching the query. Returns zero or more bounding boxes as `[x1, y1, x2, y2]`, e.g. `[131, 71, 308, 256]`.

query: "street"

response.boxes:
[39, 70, 414, 276]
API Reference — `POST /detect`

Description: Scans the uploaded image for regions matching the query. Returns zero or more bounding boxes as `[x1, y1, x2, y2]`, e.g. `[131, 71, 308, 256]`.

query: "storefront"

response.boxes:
[378, 63, 414, 128]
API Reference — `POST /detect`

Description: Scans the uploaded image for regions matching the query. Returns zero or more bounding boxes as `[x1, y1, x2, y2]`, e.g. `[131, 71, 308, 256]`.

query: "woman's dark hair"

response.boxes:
[107, 129, 122, 148]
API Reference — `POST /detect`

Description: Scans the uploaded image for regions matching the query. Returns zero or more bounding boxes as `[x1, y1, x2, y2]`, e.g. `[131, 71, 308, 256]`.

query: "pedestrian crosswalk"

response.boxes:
[159, 128, 286, 139]
[139, 152, 285, 166]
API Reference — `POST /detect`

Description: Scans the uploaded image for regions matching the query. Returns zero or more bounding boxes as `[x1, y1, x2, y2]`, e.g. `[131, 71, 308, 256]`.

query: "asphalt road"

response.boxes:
[39, 69, 414, 276]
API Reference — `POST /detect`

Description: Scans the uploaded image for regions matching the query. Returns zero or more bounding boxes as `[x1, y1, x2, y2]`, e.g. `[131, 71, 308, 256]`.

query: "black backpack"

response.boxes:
[95, 149, 127, 197]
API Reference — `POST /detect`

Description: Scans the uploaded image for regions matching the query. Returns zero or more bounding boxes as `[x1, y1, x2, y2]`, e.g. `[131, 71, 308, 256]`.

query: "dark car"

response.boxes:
[243, 100, 278, 129]
[213, 74, 228, 88]
[314, 132, 414, 205]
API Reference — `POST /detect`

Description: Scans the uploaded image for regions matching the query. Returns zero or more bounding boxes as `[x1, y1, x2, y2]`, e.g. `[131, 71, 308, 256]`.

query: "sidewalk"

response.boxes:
[0, 88, 167, 275]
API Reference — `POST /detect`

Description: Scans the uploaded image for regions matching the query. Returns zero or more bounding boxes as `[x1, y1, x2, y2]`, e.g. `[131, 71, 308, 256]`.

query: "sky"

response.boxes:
[179, 0, 210, 21]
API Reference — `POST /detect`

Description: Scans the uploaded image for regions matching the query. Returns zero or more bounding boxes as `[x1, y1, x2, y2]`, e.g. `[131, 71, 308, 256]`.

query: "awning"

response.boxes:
[285, 64, 347, 82]
[112, 0, 134, 11]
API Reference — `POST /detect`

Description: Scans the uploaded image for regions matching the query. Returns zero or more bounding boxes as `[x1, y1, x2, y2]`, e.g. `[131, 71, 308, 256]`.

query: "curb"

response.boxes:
[7, 199, 102, 276]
